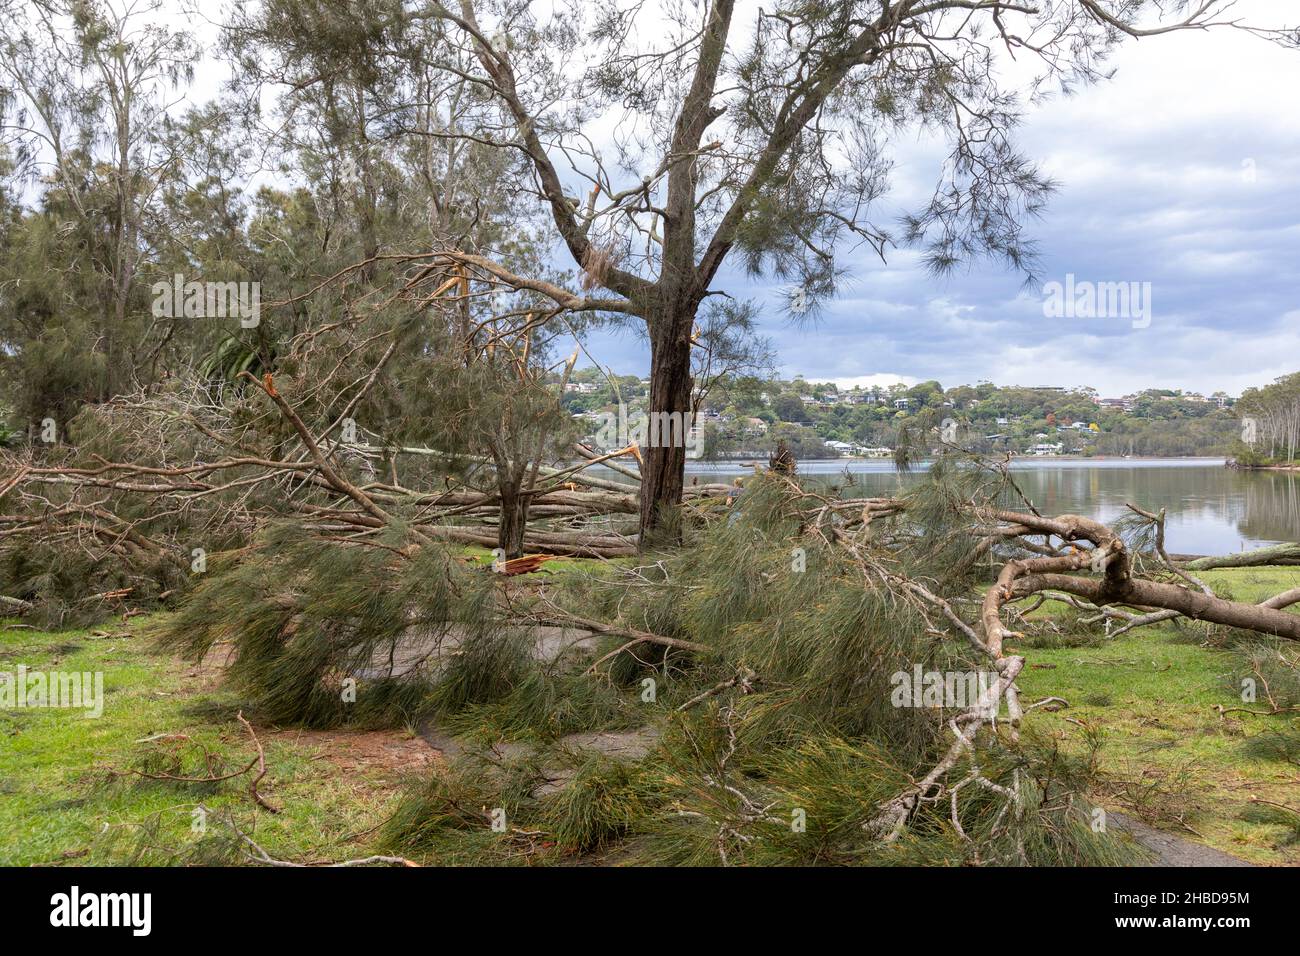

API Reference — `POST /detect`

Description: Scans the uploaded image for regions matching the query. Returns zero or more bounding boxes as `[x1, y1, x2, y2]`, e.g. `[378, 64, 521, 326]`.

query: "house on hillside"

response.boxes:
[1100, 395, 1136, 411]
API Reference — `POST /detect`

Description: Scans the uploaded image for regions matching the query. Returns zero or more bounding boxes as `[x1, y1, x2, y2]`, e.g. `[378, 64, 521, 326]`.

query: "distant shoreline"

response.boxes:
[1230, 461, 1300, 472]
[582, 455, 1237, 476]
[692, 454, 1229, 464]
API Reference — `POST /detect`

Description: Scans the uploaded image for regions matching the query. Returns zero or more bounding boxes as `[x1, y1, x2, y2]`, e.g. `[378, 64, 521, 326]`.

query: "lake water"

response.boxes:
[668, 457, 1298, 556]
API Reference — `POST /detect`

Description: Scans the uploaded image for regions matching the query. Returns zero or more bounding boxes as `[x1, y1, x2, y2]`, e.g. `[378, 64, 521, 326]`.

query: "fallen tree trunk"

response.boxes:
[983, 511, 1300, 642]
[868, 506, 1300, 844]
[573, 442, 642, 483]
[1183, 542, 1300, 570]
[417, 524, 638, 558]
[1014, 571, 1300, 640]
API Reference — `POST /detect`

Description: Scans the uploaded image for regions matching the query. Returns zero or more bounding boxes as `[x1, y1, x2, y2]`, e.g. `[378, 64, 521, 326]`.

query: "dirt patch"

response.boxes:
[171, 641, 237, 695]
[266, 728, 439, 778]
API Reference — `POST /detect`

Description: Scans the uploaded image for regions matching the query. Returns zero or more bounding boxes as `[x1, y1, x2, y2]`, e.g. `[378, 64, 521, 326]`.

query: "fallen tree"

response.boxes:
[12, 432, 1295, 862]
[0, 373, 710, 620]
[1183, 542, 1300, 571]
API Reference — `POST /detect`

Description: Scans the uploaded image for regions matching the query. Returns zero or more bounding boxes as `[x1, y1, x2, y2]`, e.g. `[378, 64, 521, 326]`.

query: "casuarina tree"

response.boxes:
[376, 0, 1292, 544]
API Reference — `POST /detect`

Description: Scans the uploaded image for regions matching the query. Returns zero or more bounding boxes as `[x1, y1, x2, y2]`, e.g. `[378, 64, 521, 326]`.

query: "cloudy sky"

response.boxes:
[161, 1, 1300, 399]
[580, 0, 1300, 399]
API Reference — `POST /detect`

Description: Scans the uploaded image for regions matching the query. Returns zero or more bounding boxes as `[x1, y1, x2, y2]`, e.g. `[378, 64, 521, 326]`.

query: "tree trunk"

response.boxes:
[1183, 542, 1300, 570]
[1019, 571, 1300, 640]
[498, 481, 529, 559]
[639, 303, 695, 546]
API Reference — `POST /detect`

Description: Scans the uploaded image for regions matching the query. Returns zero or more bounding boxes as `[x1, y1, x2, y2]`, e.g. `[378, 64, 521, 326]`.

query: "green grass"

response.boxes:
[4, 564, 1299, 866]
[0, 617, 406, 866]
[1012, 567, 1300, 866]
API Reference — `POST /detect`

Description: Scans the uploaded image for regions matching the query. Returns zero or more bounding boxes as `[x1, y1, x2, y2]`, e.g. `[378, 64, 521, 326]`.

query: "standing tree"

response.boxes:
[383, 0, 1291, 544]
[0, 0, 196, 406]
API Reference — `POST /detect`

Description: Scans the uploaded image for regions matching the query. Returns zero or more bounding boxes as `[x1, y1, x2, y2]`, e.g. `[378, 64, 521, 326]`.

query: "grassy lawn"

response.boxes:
[0, 617, 417, 866]
[2, 564, 1297, 866]
[1015, 568, 1300, 866]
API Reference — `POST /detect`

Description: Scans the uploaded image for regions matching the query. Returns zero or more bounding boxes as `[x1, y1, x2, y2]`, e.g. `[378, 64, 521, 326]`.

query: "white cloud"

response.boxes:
[827, 374, 919, 391]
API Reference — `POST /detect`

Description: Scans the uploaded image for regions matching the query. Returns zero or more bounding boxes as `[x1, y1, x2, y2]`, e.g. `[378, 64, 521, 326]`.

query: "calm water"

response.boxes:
[668, 457, 1299, 556]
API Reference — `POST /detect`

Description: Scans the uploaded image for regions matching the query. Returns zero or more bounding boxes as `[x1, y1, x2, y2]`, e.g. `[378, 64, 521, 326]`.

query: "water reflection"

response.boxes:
[675, 458, 1299, 555]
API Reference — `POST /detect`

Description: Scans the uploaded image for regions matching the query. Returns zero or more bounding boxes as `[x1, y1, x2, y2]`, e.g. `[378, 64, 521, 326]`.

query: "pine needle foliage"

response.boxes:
[567, 476, 955, 755]
[147, 465, 1143, 865]
[382, 471, 1141, 866]
[1231, 641, 1300, 710]
[540, 752, 662, 854]
[153, 522, 641, 734]
[382, 710, 1139, 866]
[152, 523, 490, 728]
[379, 751, 548, 864]
[425, 628, 641, 742]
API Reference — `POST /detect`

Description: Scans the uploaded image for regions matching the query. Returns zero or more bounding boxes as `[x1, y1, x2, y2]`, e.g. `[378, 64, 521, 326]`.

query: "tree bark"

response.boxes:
[1183, 543, 1300, 570]
[983, 511, 1300, 641]
[639, 301, 696, 546]
[1016, 572, 1300, 640]
[497, 481, 529, 559]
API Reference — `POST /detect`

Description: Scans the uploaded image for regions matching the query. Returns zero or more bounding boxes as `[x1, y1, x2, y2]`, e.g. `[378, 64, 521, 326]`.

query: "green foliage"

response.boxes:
[1236, 371, 1300, 462]
[1238, 803, 1300, 846]
[153, 524, 478, 727]
[694, 377, 1243, 460]
[197, 332, 270, 384]
[379, 473, 1140, 865]
[152, 522, 636, 735]
[1229, 641, 1300, 711]
[379, 752, 545, 864]
[571, 478, 952, 755]
[426, 628, 638, 742]
[381, 708, 1139, 866]
[639, 724, 936, 866]
[541, 753, 662, 853]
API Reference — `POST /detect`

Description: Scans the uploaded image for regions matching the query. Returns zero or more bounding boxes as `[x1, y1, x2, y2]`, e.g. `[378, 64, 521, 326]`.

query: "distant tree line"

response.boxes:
[1237, 373, 1300, 463]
